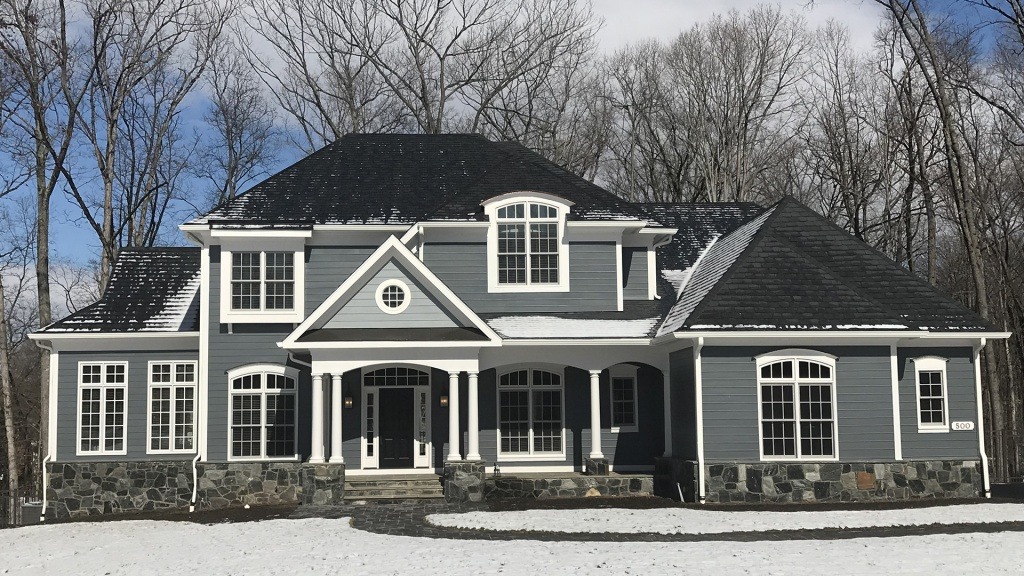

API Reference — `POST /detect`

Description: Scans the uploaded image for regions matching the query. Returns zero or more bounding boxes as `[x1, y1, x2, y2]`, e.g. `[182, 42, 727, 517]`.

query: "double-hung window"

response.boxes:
[757, 352, 838, 460]
[609, 364, 639, 432]
[229, 366, 297, 460]
[231, 251, 294, 311]
[148, 362, 197, 453]
[485, 195, 569, 292]
[914, 357, 949, 432]
[497, 368, 564, 458]
[78, 362, 127, 455]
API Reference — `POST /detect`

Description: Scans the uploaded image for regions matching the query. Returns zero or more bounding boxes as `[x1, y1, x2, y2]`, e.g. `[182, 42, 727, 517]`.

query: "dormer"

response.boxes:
[482, 192, 573, 294]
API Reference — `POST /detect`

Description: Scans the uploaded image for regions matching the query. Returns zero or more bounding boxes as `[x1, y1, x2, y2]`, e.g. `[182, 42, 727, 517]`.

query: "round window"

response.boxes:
[375, 280, 411, 314]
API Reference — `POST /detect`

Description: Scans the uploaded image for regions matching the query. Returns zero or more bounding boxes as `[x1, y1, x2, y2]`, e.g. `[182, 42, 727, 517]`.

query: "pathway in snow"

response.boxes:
[426, 503, 1024, 535]
[2, 517, 1024, 575]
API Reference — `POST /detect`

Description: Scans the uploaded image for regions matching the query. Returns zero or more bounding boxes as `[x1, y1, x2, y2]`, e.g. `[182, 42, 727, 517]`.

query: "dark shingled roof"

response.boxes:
[634, 202, 764, 271]
[41, 248, 201, 333]
[660, 197, 994, 333]
[194, 134, 646, 225]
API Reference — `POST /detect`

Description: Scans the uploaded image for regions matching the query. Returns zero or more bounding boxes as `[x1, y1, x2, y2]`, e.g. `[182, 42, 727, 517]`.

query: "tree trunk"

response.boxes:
[0, 274, 19, 525]
[34, 133, 50, 494]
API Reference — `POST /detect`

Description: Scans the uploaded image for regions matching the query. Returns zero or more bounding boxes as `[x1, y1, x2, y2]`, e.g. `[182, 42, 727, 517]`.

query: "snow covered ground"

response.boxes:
[427, 503, 1024, 534]
[3, 517, 1024, 576]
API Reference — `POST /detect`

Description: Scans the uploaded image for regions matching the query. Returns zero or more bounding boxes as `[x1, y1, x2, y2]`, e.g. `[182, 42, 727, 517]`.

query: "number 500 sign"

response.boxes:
[952, 421, 975, 431]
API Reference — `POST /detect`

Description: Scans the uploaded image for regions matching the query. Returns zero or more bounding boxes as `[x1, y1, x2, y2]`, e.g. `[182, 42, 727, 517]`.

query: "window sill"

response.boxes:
[487, 283, 570, 294]
[759, 456, 840, 463]
[147, 449, 198, 456]
[496, 453, 567, 462]
[221, 311, 303, 324]
[610, 426, 638, 434]
[227, 455, 302, 463]
[76, 450, 128, 457]
[917, 427, 950, 434]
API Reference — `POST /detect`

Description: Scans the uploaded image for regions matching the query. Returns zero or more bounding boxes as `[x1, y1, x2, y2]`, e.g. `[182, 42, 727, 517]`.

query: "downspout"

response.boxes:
[974, 338, 991, 498]
[693, 337, 706, 504]
[33, 339, 54, 522]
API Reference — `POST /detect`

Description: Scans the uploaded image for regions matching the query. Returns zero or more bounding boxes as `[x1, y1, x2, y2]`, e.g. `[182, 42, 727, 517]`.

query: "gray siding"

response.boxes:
[56, 350, 199, 462]
[701, 346, 896, 463]
[208, 246, 312, 462]
[669, 348, 698, 460]
[622, 247, 649, 301]
[597, 364, 664, 467]
[898, 347, 980, 459]
[323, 261, 459, 329]
[304, 246, 377, 315]
[424, 242, 618, 313]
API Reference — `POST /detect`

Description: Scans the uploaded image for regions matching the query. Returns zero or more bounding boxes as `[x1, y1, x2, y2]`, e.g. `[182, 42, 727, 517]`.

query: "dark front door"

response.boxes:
[378, 388, 415, 468]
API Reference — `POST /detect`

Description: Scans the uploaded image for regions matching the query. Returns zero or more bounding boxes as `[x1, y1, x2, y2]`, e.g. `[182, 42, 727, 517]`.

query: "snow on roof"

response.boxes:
[486, 316, 661, 339]
[656, 207, 776, 337]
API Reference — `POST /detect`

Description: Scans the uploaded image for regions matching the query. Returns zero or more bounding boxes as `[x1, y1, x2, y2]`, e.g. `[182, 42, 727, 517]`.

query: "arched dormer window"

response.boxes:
[483, 193, 571, 293]
[755, 350, 838, 462]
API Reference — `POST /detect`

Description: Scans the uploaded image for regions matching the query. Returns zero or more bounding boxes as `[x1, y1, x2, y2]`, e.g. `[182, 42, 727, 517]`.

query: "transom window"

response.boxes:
[914, 357, 949, 432]
[78, 362, 127, 455]
[495, 202, 561, 285]
[757, 353, 837, 461]
[497, 368, 564, 457]
[148, 362, 197, 453]
[229, 367, 297, 459]
[231, 251, 295, 311]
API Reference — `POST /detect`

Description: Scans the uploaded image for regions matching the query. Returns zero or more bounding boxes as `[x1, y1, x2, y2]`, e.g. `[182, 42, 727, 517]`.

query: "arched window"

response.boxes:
[497, 367, 564, 458]
[756, 351, 838, 461]
[228, 364, 298, 460]
[483, 194, 570, 292]
[913, 356, 949, 432]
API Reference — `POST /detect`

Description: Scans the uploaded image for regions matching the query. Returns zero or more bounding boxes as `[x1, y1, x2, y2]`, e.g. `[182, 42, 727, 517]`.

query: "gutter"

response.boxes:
[693, 337, 706, 504]
[974, 338, 992, 498]
[33, 339, 53, 522]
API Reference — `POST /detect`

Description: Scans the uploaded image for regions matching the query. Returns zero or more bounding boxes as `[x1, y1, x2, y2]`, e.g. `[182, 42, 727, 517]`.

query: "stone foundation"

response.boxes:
[703, 461, 984, 503]
[485, 474, 654, 499]
[46, 461, 346, 519]
[654, 457, 698, 502]
[443, 461, 486, 503]
[583, 457, 609, 476]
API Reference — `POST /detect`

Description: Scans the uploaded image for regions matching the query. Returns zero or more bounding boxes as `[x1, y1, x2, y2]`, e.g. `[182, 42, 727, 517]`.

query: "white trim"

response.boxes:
[31, 331, 199, 340]
[890, 344, 903, 461]
[484, 196, 571, 294]
[210, 229, 312, 239]
[485, 464, 575, 473]
[693, 338, 706, 503]
[281, 236, 501, 347]
[314, 224, 412, 232]
[608, 364, 639, 433]
[657, 330, 1011, 342]
[647, 248, 657, 300]
[974, 339, 991, 497]
[226, 364, 300, 462]
[199, 245, 210, 460]
[145, 360, 199, 455]
[76, 361, 129, 457]
[219, 245, 305, 324]
[359, 365, 433, 470]
[495, 365, 567, 462]
[755, 350, 839, 463]
[375, 279, 412, 314]
[48, 350, 58, 460]
[912, 356, 950, 433]
[615, 240, 624, 312]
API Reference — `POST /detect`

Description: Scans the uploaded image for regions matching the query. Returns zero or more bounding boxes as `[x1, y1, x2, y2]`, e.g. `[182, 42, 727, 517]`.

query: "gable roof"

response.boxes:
[40, 248, 200, 333]
[281, 235, 501, 346]
[659, 197, 994, 334]
[193, 134, 646, 226]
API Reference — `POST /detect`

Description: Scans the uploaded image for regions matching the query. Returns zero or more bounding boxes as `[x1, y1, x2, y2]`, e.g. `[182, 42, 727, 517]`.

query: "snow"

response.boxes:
[685, 324, 911, 330]
[427, 503, 1024, 535]
[486, 316, 661, 339]
[3, 516, 1024, 575]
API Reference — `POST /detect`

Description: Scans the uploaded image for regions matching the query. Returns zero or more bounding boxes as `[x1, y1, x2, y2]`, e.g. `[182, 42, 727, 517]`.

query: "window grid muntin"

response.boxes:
[149, 362, 197, 453]
[611, 376, 637, 429]
[78, 363, 128, 455]
[918, 370, 946, 426]
[758, 357, 836, 460]
[229, 370, 297, 459]
[495, 202, 560, 286]
[230, 251, 296, 312]
[498, 369, 564, 456]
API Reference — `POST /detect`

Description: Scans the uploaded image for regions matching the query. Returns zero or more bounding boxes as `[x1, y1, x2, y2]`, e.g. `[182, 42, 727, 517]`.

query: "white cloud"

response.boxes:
[591, 0, 885, 53]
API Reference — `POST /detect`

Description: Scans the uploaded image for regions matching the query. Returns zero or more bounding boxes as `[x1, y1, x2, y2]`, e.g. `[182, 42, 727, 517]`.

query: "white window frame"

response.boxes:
[219, 240, 305, 324]
[496, 364, 566, 461]
[913, 356, 950, 433]
[146, 361, 198, 454]
[359, 366, 432, 469]
[375, 279, 412, 315]
[755, 350, 840, 462]
[483, 193, 571, 293]
[76, 361, 129, 456]
[609, 364, 639, 433]
[226, 364, 300, 462]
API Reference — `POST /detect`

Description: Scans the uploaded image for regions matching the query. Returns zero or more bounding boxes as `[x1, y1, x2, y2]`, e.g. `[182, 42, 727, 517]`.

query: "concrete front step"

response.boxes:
[344, 476, 445, 500]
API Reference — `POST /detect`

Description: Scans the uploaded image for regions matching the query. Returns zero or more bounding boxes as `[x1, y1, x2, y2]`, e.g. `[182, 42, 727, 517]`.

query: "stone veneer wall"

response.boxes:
[443, 461, 486, 503]
[484, 474, 654, 499]
[703, 461, 983, 503]
[46, 461, 345, 519]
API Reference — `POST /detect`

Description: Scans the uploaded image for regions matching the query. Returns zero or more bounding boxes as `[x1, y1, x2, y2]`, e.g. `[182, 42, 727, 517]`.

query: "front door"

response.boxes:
[378, 388, 415, 468]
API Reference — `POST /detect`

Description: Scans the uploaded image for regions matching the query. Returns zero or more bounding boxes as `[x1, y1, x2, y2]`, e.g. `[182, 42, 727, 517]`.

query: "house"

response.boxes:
[31, 134, 1009, 518]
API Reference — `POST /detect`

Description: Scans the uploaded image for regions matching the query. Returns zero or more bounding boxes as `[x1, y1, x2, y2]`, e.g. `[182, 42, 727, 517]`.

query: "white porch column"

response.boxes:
[589, 370, 604, 459]
[329, 374, 344, 464]
[310, 374, 326, 463]
[447, 371, 462, 461]
[466, 371, 481, 461]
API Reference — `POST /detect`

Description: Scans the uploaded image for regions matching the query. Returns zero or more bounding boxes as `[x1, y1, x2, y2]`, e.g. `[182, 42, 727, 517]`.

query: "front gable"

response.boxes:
[282, 236, 501, 347]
